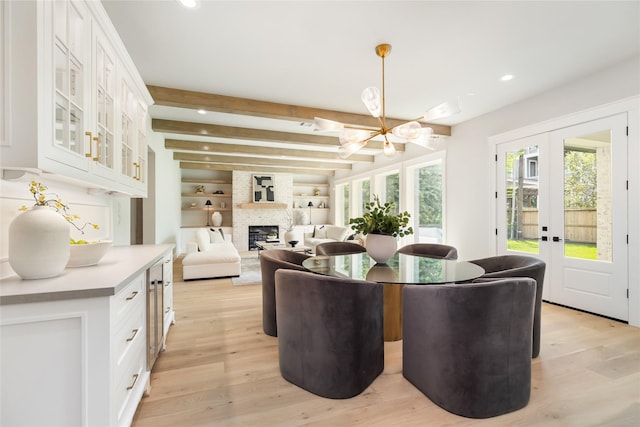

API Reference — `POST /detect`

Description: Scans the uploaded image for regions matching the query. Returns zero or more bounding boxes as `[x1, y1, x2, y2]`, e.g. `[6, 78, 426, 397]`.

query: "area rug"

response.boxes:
[232, 254, 261, 286]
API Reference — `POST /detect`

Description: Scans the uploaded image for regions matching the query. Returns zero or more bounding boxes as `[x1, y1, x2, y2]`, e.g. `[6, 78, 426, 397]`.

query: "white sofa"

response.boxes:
[303, 225, 352, 253]
[182, 228, 241, 280]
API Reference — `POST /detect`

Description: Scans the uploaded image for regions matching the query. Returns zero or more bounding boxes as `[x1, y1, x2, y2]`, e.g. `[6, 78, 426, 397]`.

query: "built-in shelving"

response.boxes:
[181, 173, 232, 228]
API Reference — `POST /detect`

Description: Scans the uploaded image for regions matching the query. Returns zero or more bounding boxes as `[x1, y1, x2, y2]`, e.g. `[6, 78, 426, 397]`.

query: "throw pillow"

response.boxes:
[209, 228, 225, 243]
[195, 229, 211, 252]
[326, 226, 348, 241]
[314, 226, 328, 239]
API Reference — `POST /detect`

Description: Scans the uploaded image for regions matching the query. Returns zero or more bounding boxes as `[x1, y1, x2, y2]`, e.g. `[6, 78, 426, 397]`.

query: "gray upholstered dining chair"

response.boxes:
[275, 269, 384, 399]
[315, 241, 366, 256]
[402, 278, 536, 418]
[259, 249, 310, 337]
[397, 243, 458, 260]
[467, 254, 546, 358]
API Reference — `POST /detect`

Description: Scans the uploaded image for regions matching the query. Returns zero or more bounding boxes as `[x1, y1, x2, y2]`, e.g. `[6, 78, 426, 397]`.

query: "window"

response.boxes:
[335, 183, 351, 227]
[379, 172, 400, 215]
[407, 159, 444, 243]
[353, 179, 370, 217]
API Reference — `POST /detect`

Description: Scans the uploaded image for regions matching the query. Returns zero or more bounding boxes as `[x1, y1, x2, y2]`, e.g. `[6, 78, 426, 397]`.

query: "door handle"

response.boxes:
[541, 236, 548, 241]
[552, 236, 562, 242]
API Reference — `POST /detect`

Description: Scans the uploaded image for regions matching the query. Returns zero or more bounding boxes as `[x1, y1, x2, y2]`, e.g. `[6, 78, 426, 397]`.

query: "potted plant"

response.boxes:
[349, 195, 413, 264]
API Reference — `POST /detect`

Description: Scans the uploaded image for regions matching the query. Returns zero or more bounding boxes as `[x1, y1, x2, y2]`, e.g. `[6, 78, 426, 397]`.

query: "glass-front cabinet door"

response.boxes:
[90, 22, 116, 180]
[50, 0, 91, 170]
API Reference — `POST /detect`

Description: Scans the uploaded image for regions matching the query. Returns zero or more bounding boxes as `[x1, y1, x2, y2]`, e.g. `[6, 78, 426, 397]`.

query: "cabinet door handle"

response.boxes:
[133, 162, 140, 180]
[126, 291, 139, 301]
[84, 131, 94, 158]
[126, 373, 139, 391]
[92, 136, 100, 161]
[126, 328, 139, 342]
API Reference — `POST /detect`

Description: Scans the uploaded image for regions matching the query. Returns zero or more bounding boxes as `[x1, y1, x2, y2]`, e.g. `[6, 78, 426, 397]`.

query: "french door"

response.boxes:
[497, 114, 628, 321]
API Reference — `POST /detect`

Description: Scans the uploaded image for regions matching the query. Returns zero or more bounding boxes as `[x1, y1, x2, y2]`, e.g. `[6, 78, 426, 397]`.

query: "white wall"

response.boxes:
[145, 130, 181, 247]
[447, 56, 639, 260]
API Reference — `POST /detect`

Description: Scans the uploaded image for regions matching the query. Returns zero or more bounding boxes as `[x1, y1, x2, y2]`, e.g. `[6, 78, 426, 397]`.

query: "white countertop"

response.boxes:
[0, 244, 174, 305]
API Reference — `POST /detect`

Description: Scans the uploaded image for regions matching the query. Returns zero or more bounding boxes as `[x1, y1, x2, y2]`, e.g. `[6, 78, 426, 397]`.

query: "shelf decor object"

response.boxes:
[307, 201, 314, 225]
[211, 211, 223, 227]
[205, 200, 212, 226]
[314, 43, 460, 158]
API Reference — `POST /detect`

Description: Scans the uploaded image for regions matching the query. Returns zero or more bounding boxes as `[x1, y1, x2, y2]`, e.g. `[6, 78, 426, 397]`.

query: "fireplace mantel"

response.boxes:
[238, 203, 288, 209]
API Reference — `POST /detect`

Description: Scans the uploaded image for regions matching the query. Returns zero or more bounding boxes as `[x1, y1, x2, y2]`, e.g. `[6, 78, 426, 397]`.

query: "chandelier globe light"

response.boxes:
[314, 43, 460, 158]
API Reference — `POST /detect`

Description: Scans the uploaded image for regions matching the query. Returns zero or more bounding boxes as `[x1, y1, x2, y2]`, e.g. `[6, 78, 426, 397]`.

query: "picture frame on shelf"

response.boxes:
[253, 174, 275, 202]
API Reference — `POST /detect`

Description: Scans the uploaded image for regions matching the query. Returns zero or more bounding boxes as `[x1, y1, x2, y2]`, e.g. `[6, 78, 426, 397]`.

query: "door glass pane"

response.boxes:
[563, 130, 610, 261]
[414, 162, 443, 243]
[505, 146, 539, 254]
[69, 104, 83, 155]
[382, 173, 400, 215]
[55, 95, 68, 148]
[54, 44, 67, 94]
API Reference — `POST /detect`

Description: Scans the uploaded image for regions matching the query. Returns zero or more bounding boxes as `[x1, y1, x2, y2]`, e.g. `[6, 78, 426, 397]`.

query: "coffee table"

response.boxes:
[255, 240, 312, 254]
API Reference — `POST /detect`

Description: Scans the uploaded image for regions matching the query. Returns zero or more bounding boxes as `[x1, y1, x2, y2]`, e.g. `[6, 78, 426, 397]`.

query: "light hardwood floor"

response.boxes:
[132, 257, 640, 427]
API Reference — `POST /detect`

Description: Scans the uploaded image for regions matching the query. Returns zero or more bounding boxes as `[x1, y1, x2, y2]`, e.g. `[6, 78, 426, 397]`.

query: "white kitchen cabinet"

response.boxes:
[0, 245, 174, 427]
[162, 252, 175, 347]
[1, 0, 151, 196]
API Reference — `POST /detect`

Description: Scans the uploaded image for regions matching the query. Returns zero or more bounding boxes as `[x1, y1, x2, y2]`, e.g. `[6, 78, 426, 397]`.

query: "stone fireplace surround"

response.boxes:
[232, 171, 293, 251]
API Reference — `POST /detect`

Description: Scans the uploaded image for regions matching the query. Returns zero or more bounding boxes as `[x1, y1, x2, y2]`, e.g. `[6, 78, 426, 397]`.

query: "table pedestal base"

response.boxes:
[383, 283, 404, 341]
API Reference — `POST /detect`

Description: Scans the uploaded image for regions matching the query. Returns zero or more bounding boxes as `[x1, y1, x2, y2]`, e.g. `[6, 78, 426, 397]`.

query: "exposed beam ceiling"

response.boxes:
[101, 1, 640, 178]
[148, 86, 452, 136]
[151, 86, 441, 176]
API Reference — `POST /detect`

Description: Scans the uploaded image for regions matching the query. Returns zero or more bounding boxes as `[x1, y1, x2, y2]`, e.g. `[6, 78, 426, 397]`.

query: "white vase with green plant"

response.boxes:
[348, 195, 413, 264]
[9, 181, 100, 279]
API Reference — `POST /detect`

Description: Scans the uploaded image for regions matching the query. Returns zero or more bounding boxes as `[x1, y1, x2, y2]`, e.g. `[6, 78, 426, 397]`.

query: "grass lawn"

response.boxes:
[507, 239, 597, 260]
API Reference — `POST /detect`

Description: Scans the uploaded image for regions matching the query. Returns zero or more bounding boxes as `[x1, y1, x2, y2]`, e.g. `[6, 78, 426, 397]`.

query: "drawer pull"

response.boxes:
[126, 373, 139, 391]
[126, 328, 139, 342]
[126, 291, 139, 301]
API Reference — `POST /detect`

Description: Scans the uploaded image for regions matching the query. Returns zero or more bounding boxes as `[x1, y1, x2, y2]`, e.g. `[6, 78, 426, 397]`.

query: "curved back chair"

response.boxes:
[468, 255, 546, 358]
[275, 269, 384, 399]
[402, 278, 536, 418]
[315, 241, 366, 256]
[259, 249, 310, 337]
[397, 243, 458, 260]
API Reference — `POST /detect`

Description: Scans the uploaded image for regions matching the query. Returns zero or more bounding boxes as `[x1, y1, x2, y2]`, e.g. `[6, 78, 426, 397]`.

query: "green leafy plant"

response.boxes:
[349, 195, 413, 238]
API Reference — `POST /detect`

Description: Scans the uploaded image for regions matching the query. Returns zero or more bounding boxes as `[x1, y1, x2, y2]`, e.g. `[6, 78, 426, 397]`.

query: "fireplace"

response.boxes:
[248, 225, 279, 250]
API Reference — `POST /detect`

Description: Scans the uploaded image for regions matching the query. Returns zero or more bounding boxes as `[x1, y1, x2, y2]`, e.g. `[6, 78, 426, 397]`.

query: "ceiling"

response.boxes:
[101, 0, 640, 176]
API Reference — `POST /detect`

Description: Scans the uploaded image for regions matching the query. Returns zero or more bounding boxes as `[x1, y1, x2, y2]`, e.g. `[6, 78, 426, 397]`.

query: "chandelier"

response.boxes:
[314, 43, 460, 159]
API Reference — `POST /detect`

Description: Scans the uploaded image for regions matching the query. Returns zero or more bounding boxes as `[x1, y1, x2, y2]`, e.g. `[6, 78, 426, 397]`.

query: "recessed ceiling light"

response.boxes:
[177, 0, 199, 9]
[500, 74, 514, 82]
[197, 109, 206, 115]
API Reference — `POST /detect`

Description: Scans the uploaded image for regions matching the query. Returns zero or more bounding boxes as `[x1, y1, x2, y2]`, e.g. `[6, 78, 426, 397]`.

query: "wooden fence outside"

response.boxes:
[519, 208, 597, 243]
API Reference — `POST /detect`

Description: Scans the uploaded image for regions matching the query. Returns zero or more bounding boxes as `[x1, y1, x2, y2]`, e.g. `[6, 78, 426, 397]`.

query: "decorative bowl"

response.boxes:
[288, 240, 299, 247]
[67, 241, 112, 267]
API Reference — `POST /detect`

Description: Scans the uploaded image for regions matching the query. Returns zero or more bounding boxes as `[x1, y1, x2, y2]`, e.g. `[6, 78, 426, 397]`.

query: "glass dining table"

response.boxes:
[302, 252, 485, 341]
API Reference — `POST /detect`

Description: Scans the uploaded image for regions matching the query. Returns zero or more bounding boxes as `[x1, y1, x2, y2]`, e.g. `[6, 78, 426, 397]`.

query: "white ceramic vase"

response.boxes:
[211, 211, 223, 227]
[9, 206, 71, 279]
[365, 233, 397, 264]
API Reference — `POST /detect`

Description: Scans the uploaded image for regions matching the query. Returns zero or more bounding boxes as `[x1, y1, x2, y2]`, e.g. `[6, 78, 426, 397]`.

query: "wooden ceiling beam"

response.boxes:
[152, 119, 402, 152]
[164, 139, 375, 163]
[173, 152, 351, 170]
[180, 162, 335, 176]
[147, 85, 451, 137]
